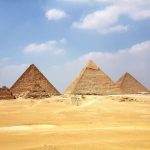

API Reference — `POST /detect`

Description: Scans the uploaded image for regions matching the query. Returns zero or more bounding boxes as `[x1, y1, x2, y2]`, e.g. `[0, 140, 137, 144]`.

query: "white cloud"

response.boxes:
[130, 9, 150, 21]
[58, 0, 95, 4]
[73, 5, 128, 33]
[50, 40, 150, 92]
[45, 9, 66, 20]
[60, 0, 150, 5]
[101, 25, 128, 33]
[58, 0, 110, 4]
[72, 0, 150, 33]
[74, 6, 120, 29]
[23, 39, 66, 55]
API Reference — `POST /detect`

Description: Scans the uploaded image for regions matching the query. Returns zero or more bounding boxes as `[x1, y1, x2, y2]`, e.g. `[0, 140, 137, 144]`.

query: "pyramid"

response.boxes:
[11, 64, 60, 98]
[0, 87, 15, 100]
[116, 72, 149, 94]
[65, 60, 120, 95]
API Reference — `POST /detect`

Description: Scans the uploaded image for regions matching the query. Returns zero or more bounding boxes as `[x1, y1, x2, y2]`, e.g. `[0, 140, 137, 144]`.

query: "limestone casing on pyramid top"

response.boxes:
[85, 60, 100, 70]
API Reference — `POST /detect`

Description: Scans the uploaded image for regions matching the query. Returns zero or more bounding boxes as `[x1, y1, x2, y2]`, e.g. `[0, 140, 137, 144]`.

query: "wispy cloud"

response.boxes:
[73, 5, 129, 33]
[60, 0, 150, 6]
[72, 0, 150, 33]
[45, 9, 67, 20]
[23, 38, 66, 55]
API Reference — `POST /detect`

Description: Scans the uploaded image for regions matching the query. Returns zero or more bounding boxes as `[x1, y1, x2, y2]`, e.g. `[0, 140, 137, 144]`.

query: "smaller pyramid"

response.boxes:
[116, 72, 149, 94]
[65, 60, 117, 95]
[11, 64, 60, 98]
[0, 87, 15, 100]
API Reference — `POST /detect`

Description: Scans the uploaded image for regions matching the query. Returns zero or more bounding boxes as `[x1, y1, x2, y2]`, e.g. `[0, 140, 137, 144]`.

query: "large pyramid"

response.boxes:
[0, 87, 15, 100]
[116, 72, 149, 94]
[65, 60, 120, 95]
[11, 64, 60, 98]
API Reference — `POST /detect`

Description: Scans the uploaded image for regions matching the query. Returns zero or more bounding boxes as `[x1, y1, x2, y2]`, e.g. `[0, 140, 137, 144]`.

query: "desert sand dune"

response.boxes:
[0, 95, 150, 150]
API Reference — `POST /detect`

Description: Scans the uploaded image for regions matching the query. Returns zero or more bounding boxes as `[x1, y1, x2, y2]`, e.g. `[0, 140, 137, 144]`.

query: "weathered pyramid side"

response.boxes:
[25, 83, 50, 99]
[65, 65, 86, 94]
[0, 87, 15, 100]
[65, 60, 118, 95]
[108, 83, 123, 95]
[116, 72, 149, 94]
[11, 64, 60, 98]
[65, 60, 96, 94]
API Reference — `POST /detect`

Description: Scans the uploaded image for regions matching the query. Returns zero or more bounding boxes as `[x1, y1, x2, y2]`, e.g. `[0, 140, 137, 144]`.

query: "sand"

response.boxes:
[0, 94, 150, 150]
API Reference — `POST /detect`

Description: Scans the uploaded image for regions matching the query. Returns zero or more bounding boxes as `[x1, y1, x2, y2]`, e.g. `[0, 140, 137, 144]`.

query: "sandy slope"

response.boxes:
[0, 95, 150, 150]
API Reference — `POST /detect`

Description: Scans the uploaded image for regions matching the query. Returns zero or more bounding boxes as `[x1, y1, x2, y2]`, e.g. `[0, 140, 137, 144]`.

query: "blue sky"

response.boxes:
[0, 0, 150, 92]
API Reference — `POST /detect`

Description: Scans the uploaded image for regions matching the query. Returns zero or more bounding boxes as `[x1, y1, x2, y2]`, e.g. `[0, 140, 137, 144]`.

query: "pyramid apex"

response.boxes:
[28, 64, 38, 70]
[30, 64, 36, 68]
[123, 72, 134, 79]
[117, 72, 132, 82]
[125, 72, 130, 76]
[85, 60, 99, 70]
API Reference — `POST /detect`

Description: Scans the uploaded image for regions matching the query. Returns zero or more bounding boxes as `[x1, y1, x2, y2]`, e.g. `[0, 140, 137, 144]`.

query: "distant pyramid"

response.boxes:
[11, 64, 60, 98]
[0, 87, 15, 100]
[65, 60, 119, 95]
[116, 72, 149, 94]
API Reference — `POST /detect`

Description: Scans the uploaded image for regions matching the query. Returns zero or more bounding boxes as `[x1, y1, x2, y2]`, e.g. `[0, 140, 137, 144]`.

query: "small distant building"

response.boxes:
[0, 87, 15, 100]
[10, 64, 60, 98]
[116, 72, 149, 94]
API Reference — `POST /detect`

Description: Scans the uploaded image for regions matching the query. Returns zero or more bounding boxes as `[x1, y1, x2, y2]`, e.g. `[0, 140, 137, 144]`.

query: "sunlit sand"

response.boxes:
[0, 95, 150, 150]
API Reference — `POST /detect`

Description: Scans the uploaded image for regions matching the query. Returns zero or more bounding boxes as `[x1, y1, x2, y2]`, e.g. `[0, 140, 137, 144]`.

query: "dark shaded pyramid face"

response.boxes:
[116, 72, 149, 94]
[11, 64, 60, 98]
[65, 60, 118, 95]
